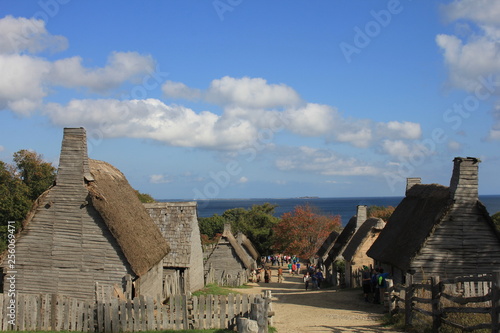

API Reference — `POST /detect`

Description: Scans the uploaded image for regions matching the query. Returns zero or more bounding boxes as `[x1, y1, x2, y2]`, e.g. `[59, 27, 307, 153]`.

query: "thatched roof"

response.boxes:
[324, 215, 358, 266]
[88, 159, 170, 276]
[221, 225, 252, 269]
[366, 184, 451, 271]
[315, 230, 339, 260]
[342, 217, 385, 262]
[236, 232, 260, 261]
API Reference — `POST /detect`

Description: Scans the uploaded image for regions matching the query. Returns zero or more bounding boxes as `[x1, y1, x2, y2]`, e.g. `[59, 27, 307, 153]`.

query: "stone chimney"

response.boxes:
[56, 127, 93, 186]
[449, 157, 480, 203]
[356, 205, 367, 228]
[406, 177, 421, 195]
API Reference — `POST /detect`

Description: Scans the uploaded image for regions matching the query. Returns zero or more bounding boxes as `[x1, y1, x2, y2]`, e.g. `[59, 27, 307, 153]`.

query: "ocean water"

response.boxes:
[162, 195, 500, 226]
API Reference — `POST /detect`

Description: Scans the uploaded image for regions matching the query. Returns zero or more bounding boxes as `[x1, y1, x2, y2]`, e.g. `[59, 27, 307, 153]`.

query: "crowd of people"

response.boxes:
[251, 257, 390, 306]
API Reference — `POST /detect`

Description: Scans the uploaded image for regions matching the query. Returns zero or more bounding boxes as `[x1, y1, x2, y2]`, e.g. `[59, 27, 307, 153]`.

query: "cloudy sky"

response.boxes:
[0, 0, 499, 200]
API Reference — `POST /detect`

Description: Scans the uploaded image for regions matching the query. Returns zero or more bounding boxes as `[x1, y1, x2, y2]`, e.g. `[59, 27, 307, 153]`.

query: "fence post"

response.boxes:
[491, 271, 500, 333]
[405, 273, 413, 329]
[385, 279, 394, 313]
[431, 276, 441, 333]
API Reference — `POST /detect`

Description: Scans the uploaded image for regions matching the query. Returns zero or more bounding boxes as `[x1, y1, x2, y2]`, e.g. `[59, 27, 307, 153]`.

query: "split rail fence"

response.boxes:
[385, 271, 500, 332]
[0, 291, 273, 332]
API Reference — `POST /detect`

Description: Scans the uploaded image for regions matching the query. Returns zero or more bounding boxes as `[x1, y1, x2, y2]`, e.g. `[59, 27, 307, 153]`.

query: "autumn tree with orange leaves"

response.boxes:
[272, 204, 341, 260]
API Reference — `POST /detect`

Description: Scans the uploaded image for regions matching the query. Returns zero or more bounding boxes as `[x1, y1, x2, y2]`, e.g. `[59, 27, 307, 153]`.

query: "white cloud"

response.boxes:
[205, 76, 302, 109]
[162, 80, 201, 100]
[286, 103, 338, 137]
[237, 176, 248, 184]
[378, 121, 422, 140]
[275, 146, 380, 176]
[0, 16, 156, 115]
[44, 98, 259, 150]
[0, 54, 51, 115]
[438, 0, 500, 140]
[0, 145, 4, 152]
[441, 0, 500, 26]
[381, 140, 412, 157]
[0, 16, 68, 54]
[448, 140, 462, 151]
[149, 174, 172, 184]
[50, 52, 155, 92]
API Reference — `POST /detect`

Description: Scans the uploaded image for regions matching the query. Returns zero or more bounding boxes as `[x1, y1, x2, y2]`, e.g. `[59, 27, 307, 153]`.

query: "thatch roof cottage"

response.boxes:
[313, 230, 339, 267]
[143, 202, 205, 296]
[367, 157, 500, 284]
[323, 205, 368, 285]
[0, 128, 169, 300]
[204, 224, 253, 286]
[342, 217, 385, 288]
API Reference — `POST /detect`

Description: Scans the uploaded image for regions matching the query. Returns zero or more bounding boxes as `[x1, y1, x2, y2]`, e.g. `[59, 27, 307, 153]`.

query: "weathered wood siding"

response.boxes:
[2, 128, 133, 300]
[143, 202, 204, 293]
[411, 204, 500, 282]
[204, 239, 246, 284]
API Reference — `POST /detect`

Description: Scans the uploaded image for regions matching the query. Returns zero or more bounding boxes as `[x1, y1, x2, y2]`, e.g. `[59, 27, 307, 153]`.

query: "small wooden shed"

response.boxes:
[323, 205, 368, 286]
[143, 202, 205, 296]
[0, 128, 169, 300]
[342, 217, 385, 288]
[367, 157, 500, 284]
[204, 224, 252, 286]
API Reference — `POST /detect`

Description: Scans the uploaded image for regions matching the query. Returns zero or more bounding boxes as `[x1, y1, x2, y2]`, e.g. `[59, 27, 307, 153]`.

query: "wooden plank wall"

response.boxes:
[0, 292, 268, 332]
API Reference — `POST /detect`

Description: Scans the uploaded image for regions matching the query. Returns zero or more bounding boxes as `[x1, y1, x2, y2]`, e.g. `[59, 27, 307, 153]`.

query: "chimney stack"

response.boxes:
[356, 205, 367, 228]
[56, 127, 93, 186]
[406, 177, 421, 195]
[449, 157, 480, 203]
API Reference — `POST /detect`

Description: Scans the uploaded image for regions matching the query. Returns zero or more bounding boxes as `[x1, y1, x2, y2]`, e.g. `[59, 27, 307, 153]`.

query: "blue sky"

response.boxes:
[0, 0, 499, 200]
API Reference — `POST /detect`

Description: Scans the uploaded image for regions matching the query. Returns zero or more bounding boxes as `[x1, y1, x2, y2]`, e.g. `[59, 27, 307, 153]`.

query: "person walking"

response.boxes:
[361, 266, 372, 302]
[277, 267, 283, 283]
[304, 272, 312, 290]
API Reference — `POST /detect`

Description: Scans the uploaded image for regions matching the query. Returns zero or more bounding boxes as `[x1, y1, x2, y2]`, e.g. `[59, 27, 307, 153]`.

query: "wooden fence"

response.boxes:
[0, 291, 272, 332]
[386, 272, 500, 332]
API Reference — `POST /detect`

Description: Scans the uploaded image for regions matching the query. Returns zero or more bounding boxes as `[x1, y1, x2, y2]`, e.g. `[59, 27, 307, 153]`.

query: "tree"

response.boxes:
[198, 203, 280, 255]
[492, 212, 500, 232]
[367, 205, 395, 221]
[273, 204, 341, 260]
[198, 214, 225, 241]
[0, 150, 56, 252]
[135, 190, 155, 203]
[13, 150, 56, 201]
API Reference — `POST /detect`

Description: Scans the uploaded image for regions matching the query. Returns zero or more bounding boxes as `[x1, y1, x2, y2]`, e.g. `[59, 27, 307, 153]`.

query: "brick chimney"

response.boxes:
[406, 177, 421, 195]
[56, 127, 94, 186]
[449, 157, 480, 203]
[356, 205, 367, 228]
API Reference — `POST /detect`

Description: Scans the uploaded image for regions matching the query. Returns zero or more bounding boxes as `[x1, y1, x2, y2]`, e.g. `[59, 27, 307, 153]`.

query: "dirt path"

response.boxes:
[231, 268, 404, 333]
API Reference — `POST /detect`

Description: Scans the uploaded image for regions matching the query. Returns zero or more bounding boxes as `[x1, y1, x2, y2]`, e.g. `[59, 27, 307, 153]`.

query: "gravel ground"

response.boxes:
[231, 268, 405, 333]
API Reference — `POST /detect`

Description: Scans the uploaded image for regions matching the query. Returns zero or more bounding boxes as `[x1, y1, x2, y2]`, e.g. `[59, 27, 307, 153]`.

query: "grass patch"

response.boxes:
[192, 283, 252, 297]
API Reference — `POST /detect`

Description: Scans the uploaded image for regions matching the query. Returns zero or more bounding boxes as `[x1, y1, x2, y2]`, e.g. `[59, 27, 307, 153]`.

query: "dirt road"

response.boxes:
[232, 268, 403, 333]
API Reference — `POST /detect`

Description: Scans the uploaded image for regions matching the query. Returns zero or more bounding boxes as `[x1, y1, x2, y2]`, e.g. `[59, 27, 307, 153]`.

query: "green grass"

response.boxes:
[192, 283, 252, 297]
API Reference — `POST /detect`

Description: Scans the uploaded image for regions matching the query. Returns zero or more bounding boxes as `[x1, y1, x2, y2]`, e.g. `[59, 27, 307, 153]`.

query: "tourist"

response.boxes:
[361, 266, 372, 302]
[277, 267, 283, 283]
[304, 272, 312, 290]
[288, 261, 293, 274]
[315, 269, 324, 289]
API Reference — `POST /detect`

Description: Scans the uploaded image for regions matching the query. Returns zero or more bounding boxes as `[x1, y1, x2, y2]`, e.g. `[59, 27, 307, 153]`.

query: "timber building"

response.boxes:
[367, 157, 500, 284]
[0, 128, 169, 300]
